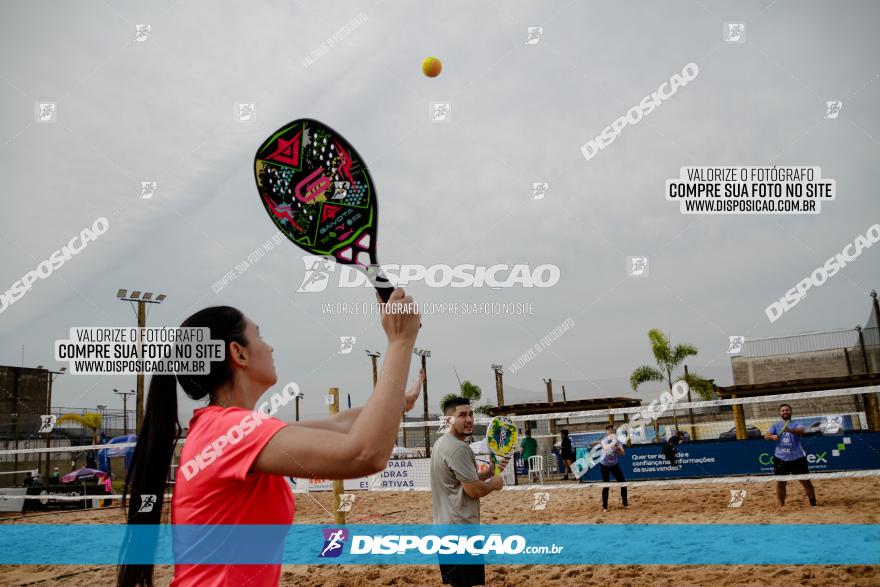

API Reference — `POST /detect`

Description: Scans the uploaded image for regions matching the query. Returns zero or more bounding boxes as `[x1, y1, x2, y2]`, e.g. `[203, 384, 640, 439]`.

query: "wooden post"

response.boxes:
[328, 387, 345, 525]
[684, 365, 698, 440]
[420, 354, 430, 457]
[732, 393, 747, 440]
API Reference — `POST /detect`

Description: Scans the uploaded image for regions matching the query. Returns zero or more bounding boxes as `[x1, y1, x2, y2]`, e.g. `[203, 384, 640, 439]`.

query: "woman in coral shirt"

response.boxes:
[118, 289, 421, 586]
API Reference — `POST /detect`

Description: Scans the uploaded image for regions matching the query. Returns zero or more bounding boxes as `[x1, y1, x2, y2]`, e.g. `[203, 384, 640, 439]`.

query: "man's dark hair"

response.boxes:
[525, 428, 532, 436]
[442, 396, 471, 415]
[606, 425, 614, 431]
[779, 403, 792, 411]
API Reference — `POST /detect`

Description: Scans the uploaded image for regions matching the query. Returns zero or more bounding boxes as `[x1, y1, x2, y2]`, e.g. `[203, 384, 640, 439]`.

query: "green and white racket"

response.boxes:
[486, 416, 518, 475]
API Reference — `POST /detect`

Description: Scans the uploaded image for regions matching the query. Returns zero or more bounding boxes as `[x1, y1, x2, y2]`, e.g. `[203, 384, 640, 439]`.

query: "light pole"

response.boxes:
[490, 364, 504, 406]
[367, 349, 403, 446]
[97, 405, 107, 436]
[117, 289, 167, 433]
[114, 389, 135, 435]
[414, 348, 431, 457]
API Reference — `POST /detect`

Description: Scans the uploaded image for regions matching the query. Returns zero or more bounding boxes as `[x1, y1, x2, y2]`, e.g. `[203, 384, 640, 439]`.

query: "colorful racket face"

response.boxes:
[254, 118, 393, 301]
[486, 416, 518, 475]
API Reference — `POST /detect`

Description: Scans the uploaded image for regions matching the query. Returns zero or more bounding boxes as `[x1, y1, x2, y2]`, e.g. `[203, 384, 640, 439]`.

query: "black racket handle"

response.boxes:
[369, 266, 422, 327]
[373, 273, 394, 303]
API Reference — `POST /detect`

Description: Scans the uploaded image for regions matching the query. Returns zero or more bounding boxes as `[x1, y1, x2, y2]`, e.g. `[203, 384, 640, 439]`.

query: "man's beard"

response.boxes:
[781, 414, 791, 421]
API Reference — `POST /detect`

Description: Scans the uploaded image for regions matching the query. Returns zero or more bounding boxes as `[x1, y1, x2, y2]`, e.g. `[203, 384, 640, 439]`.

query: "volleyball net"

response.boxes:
[1, 386, 878, 513]
[368, 385, 880, 492]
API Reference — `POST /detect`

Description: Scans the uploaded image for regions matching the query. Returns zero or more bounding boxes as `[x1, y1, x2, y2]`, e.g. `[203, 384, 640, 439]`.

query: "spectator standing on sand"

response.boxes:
[560, 430, 576, 480]
[520, 428, 537, 465]
[597, 425, 628, 511]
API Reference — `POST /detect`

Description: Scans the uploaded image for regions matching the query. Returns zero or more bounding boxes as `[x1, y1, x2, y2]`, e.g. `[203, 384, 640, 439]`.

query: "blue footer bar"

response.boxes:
[0, 524, 877, 565]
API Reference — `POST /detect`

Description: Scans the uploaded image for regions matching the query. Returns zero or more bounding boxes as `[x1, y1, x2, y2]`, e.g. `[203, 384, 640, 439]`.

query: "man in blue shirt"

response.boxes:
[597, 425, 627, 511]
[764, 403, 817, 507]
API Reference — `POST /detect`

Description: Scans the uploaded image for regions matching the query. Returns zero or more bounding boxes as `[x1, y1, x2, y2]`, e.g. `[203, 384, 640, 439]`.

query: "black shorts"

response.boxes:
[439, 562, 485, 587]
[438, 556, 486, 587]
[773, 456, 809, 476]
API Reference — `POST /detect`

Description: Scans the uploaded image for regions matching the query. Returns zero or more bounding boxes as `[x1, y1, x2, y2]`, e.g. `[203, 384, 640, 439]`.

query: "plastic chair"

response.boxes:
[527, 455, 544, 485]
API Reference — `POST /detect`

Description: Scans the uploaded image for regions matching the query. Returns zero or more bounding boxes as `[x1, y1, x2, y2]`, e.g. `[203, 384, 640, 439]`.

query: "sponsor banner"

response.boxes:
[289, 477, 369, 492]
[579, 432, 880, 481]
[0, 488, 26, 513]
[0, 524, 877, 565]
[368, 458, 431, 490]
[292, 458, 431, 492]
[22, 485, 109, 511]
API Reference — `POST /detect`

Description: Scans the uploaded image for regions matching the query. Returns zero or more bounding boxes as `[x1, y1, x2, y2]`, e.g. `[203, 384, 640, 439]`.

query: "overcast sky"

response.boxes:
[1, 0, 878, 424]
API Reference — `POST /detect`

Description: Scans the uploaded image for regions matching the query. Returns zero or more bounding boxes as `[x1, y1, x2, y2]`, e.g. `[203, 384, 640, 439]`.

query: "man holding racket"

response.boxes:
[598, 425, 627, 511]
[764, 403, 817, 507]
[431, 396, 508, 587]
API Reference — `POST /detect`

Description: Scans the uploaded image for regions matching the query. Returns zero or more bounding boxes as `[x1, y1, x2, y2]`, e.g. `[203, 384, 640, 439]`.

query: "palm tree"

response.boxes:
[57, 413, 103, 468]
[629, 329, 715, 435]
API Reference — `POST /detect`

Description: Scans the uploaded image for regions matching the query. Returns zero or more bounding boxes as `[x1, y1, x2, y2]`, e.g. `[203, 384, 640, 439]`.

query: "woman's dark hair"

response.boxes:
[117, 306, 248, 587]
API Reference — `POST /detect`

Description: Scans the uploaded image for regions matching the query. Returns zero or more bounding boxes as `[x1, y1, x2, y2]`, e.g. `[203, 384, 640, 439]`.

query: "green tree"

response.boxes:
[629, 329, 715, 433]
[56, 413, 103, 437]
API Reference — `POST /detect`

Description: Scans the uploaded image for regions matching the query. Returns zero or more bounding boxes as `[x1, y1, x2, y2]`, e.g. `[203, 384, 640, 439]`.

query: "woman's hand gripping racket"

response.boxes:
[486, 416, 518, 476]
[254, 118, 396, 302]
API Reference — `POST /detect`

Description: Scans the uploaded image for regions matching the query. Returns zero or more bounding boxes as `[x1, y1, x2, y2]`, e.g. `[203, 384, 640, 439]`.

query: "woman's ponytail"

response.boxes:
[117, 374, 179, 587]
[117, 306, 247, 587]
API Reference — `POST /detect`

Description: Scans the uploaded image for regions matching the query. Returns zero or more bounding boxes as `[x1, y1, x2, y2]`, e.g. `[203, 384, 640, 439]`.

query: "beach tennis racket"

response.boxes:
[486, 416, 518, 476]
[778, 421, 790, 436]
[254, 118, 394, 302]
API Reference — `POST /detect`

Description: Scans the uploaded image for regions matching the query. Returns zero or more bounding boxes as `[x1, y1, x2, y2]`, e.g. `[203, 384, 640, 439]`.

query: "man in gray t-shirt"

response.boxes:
[431, 396, 507, 586]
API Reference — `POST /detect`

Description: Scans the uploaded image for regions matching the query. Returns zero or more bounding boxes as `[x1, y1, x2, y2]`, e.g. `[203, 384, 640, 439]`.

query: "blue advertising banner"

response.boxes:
[579, 431, 880, 481]
[0, 524, 877, 565]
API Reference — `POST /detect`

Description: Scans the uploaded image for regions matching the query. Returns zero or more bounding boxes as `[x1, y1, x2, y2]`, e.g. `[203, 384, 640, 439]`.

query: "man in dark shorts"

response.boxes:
[764, 404, 817, 507]
[431, 396, 507, 586]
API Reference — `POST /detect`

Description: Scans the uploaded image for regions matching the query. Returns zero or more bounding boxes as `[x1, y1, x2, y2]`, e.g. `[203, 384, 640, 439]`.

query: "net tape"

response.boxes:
[2, 470, 878, 501]
[2, 385, 874, 456]
[400, 385, 880, 427]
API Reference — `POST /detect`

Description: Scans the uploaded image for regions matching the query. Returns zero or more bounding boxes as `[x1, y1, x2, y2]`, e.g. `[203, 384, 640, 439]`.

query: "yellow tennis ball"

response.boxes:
[422, 57, 442, 78]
